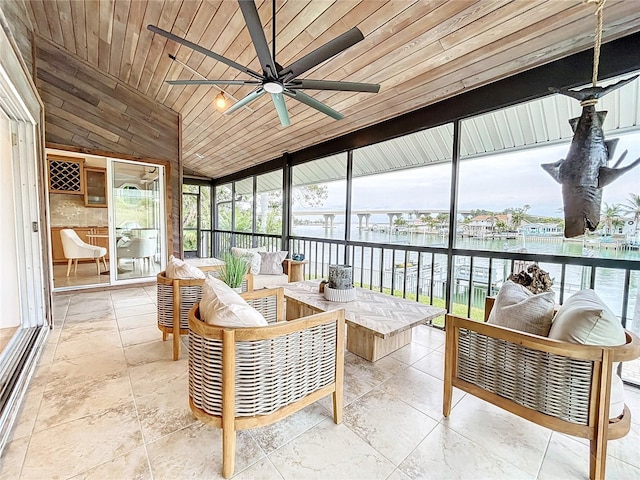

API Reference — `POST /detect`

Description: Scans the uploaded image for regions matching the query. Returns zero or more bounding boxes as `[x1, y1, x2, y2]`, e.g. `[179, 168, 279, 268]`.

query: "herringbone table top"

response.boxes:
[284, 281, 445, 339]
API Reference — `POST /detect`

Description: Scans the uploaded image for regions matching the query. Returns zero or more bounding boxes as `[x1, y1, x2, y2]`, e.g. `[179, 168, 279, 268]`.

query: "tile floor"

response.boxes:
[2, 285, 640, 480]
[52, 261, 161, 289]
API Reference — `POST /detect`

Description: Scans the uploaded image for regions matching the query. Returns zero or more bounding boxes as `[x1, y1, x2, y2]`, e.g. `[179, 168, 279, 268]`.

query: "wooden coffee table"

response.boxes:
[283, 281, 445, 362]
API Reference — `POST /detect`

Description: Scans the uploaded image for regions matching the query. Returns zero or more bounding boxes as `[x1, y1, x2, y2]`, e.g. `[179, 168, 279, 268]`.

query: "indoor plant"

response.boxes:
[220, 253, 249, 291]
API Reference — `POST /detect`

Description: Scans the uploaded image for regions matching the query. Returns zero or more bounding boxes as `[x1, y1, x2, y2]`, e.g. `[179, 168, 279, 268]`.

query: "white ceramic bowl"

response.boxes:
[323, 285, 356, 302]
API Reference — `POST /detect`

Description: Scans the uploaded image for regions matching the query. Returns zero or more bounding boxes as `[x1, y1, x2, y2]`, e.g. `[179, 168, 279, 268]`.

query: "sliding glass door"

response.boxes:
[109, 160, 166, 282]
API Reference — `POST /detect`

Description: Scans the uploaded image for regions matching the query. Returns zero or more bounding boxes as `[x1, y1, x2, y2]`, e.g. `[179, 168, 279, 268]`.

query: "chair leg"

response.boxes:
[74, 259, 78, 273]
[222, 426, 236, 478]
[66, 259, 72, 276]
[162, 331, 168, 341]
[102, 256, 108, 270]
[95, 258, 100, 274]
[589, 438, 607, 480]
[333, 388, 343, 424]
[443, 319, 455, 417]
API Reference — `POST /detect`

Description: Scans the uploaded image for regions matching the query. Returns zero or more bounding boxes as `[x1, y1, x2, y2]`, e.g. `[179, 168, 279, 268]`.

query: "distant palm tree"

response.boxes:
[601, 203, 622, 235]
[495, 220, 507, 233]
[621, 193, 640, 232]
[509, 205, 530, 229]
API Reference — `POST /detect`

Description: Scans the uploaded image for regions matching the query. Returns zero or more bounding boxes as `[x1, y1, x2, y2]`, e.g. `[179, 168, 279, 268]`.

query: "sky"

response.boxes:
[309, 130, 640, 221]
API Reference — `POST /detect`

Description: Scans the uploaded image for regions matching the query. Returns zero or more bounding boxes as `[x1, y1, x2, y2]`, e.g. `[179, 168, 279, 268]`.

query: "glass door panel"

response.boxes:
[110, 161, 165, 281]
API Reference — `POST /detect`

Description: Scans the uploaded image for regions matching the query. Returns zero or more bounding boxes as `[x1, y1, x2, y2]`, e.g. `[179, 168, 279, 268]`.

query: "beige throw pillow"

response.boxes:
[231, 246, 266, 274]
[259, 251, 288, 275]
[548, 289, 626, 419]
[487, 280, 555, 336]
[199, 276, 268, 328]
[548, 289, 625, 346]
[165, 255, 206, 280]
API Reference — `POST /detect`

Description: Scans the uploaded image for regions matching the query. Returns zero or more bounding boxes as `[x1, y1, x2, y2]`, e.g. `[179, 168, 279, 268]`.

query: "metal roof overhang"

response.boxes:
[233, 73, 640, 194]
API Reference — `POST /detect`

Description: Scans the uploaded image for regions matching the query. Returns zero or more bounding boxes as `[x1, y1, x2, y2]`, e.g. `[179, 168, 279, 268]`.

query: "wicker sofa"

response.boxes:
[188, 287, 345, 478]
[443, 297, 640, 480]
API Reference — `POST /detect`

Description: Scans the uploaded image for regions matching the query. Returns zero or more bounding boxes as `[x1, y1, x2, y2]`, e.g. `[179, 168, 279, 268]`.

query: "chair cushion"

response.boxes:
[487, 280, 555, 336]
[251, 273, 289, 290]
[165, 255, 206, 280]
[200, 276, 268, 328]
[258, 251, 288, 275]
[548, 289, 626, 419]
[231, 246, 266, 274]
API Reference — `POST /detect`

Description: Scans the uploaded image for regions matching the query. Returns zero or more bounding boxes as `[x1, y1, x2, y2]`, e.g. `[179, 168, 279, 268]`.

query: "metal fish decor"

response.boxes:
[542, 76, 640, 238]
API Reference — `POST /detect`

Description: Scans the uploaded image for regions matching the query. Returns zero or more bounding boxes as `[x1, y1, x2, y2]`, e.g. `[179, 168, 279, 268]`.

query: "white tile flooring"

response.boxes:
[2, 285, 640, 480]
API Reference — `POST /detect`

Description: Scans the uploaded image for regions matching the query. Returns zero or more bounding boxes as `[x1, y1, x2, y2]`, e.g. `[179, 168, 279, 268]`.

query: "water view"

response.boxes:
[291, 224, 640, 333]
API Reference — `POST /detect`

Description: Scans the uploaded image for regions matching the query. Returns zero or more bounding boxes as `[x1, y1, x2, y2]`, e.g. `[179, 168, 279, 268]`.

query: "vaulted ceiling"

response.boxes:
[24, 0, 640, 179]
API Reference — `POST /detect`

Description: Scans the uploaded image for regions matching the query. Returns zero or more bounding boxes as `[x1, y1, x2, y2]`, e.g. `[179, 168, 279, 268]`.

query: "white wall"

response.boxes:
[0, 111, 21, 329]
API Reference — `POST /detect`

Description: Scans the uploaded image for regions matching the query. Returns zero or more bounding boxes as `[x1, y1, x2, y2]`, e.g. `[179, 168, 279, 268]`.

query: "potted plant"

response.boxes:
[220, 253, 249, 291]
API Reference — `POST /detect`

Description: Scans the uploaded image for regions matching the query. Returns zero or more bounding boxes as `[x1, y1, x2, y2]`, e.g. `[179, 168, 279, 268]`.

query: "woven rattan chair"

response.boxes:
[443, 297, 640, 480]
[188, 287, 345, 478]
[156, 265, 252, 360]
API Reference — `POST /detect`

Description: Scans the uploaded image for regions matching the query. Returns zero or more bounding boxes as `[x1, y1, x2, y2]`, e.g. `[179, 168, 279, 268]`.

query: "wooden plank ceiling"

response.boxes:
[25, 0, 640, 179]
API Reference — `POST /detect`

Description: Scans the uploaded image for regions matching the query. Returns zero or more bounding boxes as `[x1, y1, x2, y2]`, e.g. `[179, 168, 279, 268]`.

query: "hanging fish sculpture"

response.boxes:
[542, 76, 640, 238]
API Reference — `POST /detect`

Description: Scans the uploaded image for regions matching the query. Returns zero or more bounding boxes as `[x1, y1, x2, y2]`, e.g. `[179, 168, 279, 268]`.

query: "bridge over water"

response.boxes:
[293, 209, 473, 229]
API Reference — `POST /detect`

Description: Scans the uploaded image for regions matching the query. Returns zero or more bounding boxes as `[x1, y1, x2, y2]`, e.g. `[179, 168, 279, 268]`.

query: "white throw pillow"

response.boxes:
[548, 289, 625, 346]
[199, 276, 268, 328]
[487, 280, 555, 336]
[548, 289, 626, 419]
[259, 251, 288, 275]
[231, 246, 266, 274]
[165, 255, 206, 280]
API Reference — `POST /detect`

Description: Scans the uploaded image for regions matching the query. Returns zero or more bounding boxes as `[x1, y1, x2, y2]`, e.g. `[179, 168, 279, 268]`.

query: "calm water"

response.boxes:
[292, 224, 640, 259]
[291, 224, 640, 331]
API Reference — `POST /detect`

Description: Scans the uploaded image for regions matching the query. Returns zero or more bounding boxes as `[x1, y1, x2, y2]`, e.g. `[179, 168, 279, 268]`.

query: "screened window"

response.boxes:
[291, 153, 347, 239]
[216, 183, 232, 231]
[351, 124, 453, 247]
[234, 178, 253, 233]
[256, 170, 283, 235]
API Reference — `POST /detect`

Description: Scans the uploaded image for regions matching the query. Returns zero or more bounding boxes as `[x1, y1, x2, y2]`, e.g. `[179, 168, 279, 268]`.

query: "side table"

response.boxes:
[284, 259, 309, 282]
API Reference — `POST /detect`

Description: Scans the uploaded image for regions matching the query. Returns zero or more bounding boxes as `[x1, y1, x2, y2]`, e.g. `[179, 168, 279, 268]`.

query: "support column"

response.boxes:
[323, 214, 335, 229]
[357, 214, 367, 230]
[387, 213, 396, 230]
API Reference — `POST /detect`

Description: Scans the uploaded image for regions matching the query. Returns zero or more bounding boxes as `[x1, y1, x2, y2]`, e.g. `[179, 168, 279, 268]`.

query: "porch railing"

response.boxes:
[213, 230, 640, 386]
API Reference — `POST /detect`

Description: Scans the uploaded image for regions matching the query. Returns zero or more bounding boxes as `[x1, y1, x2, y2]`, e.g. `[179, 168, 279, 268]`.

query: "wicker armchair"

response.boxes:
[156, 265, 252, 360]
[188, 287, 345, 478]
[443, 297, 640, 480]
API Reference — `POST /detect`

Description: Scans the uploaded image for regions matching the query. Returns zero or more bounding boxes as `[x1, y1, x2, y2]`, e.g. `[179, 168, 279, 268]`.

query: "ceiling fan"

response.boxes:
[148, 0, 380, 127]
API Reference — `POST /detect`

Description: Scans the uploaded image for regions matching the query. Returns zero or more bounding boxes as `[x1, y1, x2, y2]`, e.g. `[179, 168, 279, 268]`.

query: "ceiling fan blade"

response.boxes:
[167, 79, 261, 86]
[284, 90, 343, 120]
[224, 89, 266, 115]
[238, 0, 277, 78]
[281, 27, 364, 81]
[270, 93, 290, 127]
[147, 24, 262, 79]
[288, 79, 380, 93]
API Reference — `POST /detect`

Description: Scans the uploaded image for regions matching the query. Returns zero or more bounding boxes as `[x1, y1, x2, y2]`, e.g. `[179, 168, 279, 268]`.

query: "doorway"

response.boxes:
[0, 109, 21, 355]
[49, 152, 167, 289]
[0, 52, 48, 454]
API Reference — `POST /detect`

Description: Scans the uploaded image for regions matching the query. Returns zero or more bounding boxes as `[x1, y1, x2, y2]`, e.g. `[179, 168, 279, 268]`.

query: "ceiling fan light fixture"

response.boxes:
[214, 92, 227, 109]
[151, 0, 380, 126]
[263, 82, 284, 94]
